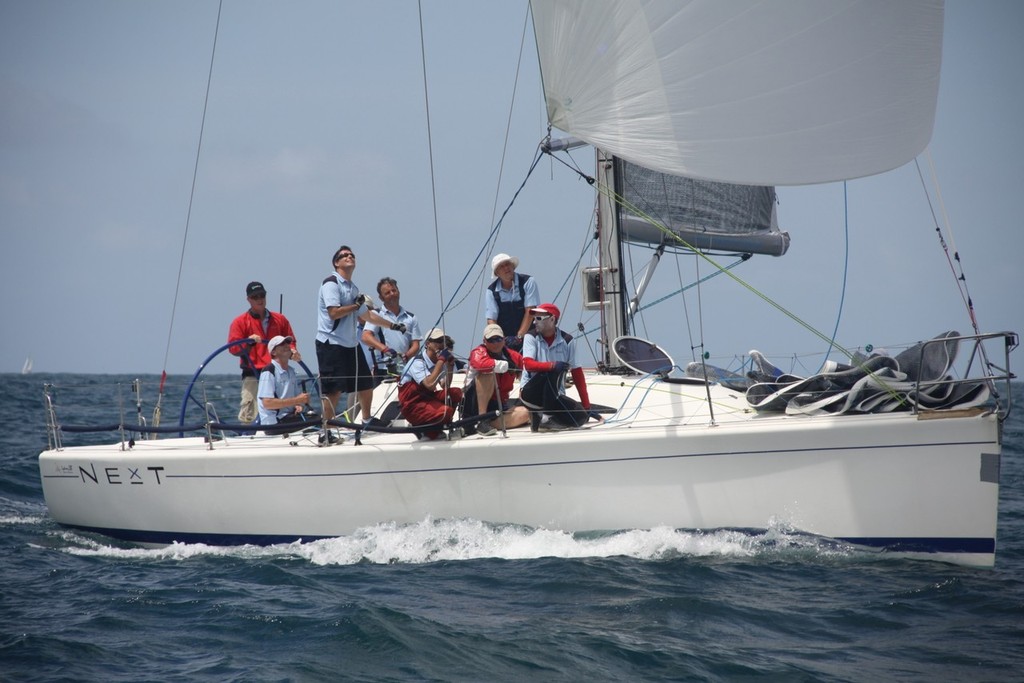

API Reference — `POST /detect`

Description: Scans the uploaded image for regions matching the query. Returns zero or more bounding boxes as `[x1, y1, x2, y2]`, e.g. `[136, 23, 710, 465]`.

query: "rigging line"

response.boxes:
[159, 0, 223, 377]
[916, 153, 981, 335]
[473, 4, 533, 329]
[594, 180, 860, 360]
[581, 257, 745, 337]
[600, 181, 910, 405]
[546, 150, 595, 184]
[436, 149, 546, 319]
[685, 175, 705, 364]
[820, 182, 850, 372]
[551, 211, 594, 305]
[639, 257, 747, 311]
[675, 248, 696, 363]
[417, 1, 446, 328]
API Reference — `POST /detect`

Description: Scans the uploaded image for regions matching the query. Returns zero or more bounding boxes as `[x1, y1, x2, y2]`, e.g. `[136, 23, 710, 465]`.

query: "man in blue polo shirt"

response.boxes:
[485, 252, 540, 351]
[520, 303, 601, 431]
[257, 335, 310, 429]
[361, 276, 421, 385]
[315, 245, 407, 427]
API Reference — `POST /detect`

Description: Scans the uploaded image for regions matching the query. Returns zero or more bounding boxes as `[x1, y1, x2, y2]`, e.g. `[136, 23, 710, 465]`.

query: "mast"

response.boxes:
[594, 148, 628, 369]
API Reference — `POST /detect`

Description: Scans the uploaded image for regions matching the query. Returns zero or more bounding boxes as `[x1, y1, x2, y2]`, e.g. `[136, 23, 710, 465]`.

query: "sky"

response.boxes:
[1, 0, 1022, 376]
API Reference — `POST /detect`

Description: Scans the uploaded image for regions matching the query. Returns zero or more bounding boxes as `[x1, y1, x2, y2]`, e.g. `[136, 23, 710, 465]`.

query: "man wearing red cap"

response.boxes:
[228, 281, 301, 424]
[519, 303, 601, 431]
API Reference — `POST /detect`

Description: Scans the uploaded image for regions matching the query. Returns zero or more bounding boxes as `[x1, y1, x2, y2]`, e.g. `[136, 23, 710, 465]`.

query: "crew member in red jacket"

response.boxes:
[464, 323, 531, 435]
[227, 281, 301, 423]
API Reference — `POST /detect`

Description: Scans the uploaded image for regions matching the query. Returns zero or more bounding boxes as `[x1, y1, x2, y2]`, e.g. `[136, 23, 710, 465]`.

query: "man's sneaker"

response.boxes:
[318, 430, 341, 445]
[538, 419, 568, 432]
[530, 412, 542, 433]
[476, 420, 497, 436]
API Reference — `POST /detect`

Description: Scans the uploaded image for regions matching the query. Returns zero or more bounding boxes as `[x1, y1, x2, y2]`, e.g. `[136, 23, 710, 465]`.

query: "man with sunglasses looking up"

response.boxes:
[316, 246, 407, 430]
[228, 280, 301, 424]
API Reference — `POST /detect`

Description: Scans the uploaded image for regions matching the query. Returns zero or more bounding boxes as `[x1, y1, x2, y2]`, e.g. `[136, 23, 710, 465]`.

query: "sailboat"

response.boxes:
[21, 357, 32, 375]
[38, 1, 1016, 566]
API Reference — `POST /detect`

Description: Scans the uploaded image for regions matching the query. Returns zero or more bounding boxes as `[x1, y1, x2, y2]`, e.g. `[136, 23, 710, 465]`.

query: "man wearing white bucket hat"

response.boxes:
[485, 252, 540, 352]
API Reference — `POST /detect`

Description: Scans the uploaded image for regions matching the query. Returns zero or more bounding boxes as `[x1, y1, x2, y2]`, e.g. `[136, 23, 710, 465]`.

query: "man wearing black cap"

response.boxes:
[228, 281, 301, 424]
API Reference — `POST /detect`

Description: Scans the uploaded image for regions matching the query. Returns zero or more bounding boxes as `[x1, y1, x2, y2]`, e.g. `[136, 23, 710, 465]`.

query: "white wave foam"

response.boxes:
[53, 517, 857, 565]
[0, 513, 48, 526]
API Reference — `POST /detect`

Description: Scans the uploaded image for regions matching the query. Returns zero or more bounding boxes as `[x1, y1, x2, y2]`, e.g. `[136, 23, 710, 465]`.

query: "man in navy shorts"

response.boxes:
[315, 245, 407, 427]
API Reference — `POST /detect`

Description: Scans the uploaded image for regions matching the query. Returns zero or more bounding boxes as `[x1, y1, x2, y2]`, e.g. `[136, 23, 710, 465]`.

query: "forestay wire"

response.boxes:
[155, 0, 223, 425]
[916, 152, 982, 336]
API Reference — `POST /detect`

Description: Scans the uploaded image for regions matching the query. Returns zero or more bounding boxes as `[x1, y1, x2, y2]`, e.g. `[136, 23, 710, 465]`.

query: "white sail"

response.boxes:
[531, 0, 944, 186]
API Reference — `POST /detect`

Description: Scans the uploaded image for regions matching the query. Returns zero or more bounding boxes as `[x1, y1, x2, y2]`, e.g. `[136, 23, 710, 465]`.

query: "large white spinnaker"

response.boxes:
[530, 0, 944, 186]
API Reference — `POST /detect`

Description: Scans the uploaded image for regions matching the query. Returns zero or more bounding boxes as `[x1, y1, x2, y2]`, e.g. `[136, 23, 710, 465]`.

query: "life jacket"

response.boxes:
[525, 327, 574, 347]
[323, 274, 343, 332]
[260, 362, 280, 397]
[488, 272, 531, 337]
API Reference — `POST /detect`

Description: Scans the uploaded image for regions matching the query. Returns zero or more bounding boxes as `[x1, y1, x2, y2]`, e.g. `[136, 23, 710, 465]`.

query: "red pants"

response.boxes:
[399, 383, 463, 436]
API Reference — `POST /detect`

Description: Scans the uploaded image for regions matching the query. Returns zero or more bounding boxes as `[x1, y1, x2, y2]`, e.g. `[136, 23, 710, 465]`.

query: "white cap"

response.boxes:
[424, 327, 446, 342]
[491, 253, 519, 276]
[268, 335, 293, 354]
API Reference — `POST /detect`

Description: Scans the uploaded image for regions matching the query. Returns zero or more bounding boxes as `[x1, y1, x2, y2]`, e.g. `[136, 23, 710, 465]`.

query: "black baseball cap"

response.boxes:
[246, 281, 266, 297]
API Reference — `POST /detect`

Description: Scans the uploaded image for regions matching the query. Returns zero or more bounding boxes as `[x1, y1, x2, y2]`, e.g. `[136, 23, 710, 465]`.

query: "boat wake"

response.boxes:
[46, 517, 868, 565]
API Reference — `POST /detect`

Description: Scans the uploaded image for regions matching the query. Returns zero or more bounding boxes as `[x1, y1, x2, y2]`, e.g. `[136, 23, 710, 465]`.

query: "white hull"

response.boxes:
[39, 375, 1002, 566]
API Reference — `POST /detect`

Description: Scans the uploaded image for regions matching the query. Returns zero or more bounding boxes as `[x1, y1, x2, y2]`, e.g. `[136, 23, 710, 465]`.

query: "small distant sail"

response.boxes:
[22, 357, 32, 374]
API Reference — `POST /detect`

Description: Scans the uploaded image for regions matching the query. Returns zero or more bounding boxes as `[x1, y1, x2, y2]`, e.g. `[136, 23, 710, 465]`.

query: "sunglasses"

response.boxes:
[485, 336, 504, 343]
[336, 252, 355, 259]
[533, 314, 552, 321]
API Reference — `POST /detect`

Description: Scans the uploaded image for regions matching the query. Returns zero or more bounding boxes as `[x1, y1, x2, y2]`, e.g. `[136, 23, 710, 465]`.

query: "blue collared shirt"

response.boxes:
[363, 306, 421, 370]
[257, 360, 302, 425]
[316, 273, 367, 347]
[520, 329, 577, 388]
[484, 273, 540, 322]
[400, 347, 448, 389]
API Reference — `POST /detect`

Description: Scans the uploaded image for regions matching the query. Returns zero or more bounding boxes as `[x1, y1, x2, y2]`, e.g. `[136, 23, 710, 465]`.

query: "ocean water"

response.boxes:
[2, 374, 1023, 682]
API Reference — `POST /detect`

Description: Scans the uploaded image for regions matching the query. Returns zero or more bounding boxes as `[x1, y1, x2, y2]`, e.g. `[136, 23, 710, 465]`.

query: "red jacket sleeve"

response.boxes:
[522, 357, 558, 373]
[506, 348, 524, 370]
[570, 367, 591, 410]
[227, 314, 250, 357]
[276, 314, 298, 352]
[469, 346, 495, 372]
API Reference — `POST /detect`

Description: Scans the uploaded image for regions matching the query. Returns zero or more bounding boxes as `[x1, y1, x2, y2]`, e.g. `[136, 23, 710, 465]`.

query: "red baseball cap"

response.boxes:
[530, 303, 560, 321]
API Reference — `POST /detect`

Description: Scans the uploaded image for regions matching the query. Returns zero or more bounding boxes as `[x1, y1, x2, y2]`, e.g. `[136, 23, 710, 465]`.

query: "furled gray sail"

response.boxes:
[739, 331, 991, 415]
[617, 159, 791, 256]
